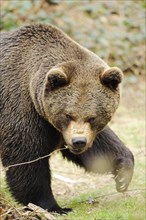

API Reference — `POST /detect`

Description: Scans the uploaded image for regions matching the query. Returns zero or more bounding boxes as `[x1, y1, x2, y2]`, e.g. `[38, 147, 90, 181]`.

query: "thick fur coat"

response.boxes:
[0, 24, 134, 213]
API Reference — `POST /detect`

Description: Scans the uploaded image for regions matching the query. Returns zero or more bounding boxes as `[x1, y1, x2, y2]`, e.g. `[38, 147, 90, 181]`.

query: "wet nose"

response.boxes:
[72, 137, 87, 149]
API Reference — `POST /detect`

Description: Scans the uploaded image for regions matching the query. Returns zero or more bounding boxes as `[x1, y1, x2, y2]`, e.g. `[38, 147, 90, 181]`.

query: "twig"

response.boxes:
[53, 174, 78, 185]
[2, 146, 68, 171]
[28, 203, 56, 220]
[72, 188, 146, 205]
[0, 207, 13, 218]
[0, 197, 22, 217]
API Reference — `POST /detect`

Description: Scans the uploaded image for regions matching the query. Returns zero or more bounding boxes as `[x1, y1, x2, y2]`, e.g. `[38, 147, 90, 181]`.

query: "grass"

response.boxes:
[57, 193, 145, 220]
[55, 151, 145, 220]
[55, 158, 145, 220]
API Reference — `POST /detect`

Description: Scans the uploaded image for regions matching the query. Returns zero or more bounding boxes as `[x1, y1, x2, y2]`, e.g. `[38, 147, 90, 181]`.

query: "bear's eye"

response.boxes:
[65, 114, 73, 122]
[87, 117, 96, 124]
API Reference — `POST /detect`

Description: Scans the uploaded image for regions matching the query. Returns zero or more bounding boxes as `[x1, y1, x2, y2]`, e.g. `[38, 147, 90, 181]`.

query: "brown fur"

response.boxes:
[0, 24, 134, 213]
[39, 61, 122, 153]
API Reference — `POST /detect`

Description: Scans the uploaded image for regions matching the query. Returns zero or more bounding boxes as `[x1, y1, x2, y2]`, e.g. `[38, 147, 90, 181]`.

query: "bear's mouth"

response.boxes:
[63, 144, 85, 155]
[69, 146, 87, 155]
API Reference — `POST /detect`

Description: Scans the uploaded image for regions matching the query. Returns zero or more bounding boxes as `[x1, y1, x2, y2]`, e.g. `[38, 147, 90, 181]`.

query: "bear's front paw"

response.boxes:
[113, 157, 134, 192]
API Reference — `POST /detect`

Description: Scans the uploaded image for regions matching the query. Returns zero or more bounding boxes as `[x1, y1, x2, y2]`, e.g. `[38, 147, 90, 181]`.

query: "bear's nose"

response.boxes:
[72, 137, 87, 149]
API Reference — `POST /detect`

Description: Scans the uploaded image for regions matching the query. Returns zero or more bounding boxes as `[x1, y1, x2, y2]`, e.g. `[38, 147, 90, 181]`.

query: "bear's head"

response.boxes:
[40, 61, 123, 154]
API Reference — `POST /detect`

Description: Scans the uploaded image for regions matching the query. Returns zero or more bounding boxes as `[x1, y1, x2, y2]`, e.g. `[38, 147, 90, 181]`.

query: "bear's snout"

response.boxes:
[72, 137, 87, 149]
[63, 121, 96, 154]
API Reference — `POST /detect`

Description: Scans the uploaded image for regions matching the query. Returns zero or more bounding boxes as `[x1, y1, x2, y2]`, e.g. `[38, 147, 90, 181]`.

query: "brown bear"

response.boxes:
[0, 24, 134, 214]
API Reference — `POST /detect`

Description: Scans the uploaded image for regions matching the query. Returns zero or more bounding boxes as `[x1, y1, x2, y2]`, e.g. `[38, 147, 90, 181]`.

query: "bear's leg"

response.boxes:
[6, 159, 71, 214]
[61, 126, 134, 192]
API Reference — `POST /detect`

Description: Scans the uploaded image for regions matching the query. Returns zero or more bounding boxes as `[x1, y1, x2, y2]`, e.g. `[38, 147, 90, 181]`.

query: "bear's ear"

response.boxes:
[45, 68, 68, 92]
[100, 67, 123, 91]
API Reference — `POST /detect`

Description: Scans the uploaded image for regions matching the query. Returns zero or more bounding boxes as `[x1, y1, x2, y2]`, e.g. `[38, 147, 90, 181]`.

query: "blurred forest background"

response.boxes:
[0, 0, 145, 76]
[0, 1, 145, 220]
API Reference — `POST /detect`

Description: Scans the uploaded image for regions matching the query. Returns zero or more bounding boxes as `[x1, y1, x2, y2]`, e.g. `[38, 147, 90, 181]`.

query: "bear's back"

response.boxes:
[0, 24, 108, 145]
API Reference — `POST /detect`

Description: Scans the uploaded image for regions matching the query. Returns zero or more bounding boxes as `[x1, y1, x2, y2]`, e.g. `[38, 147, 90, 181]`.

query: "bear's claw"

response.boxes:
[113, 157, 134, 192]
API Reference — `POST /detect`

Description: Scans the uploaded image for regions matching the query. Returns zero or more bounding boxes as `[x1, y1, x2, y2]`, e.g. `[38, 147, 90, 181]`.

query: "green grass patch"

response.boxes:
[56, 190, 145, 220]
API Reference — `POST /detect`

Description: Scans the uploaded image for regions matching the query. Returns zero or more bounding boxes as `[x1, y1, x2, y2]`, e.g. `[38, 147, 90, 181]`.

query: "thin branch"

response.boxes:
[2, 146, 68, 171]
[73, 188, 146, 205]
[0, 207, 13, 217]
[0, 197, 22, 216]
[28, 203, 56, 220]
